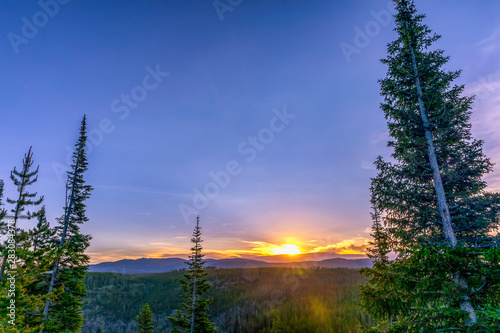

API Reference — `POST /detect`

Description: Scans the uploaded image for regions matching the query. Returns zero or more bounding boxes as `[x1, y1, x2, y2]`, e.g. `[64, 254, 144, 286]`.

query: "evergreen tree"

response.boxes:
[0, 179, 5, 224]
[168, 216, 216, 333]
[360, 204, 402, 331]
[0, 148, 46, 332]
[20, 206, 58, 329]
[42, 115, 93, 332]
[361, 1, 500, 331]
[0, 147, 44, 279]
[136, 303, 155, 333]
[29, 206, 56, 254]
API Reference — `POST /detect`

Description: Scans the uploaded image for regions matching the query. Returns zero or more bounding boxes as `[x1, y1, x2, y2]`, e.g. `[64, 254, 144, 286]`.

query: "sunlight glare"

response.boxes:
[272, 244, 302, 255]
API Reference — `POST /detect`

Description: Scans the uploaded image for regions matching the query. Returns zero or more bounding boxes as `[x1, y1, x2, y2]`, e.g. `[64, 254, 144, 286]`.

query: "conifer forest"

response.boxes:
[1, 0, 499, 332]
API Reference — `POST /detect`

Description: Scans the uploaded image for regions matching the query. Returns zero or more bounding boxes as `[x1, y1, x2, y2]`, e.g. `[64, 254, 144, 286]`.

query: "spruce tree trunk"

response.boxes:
[43, 148, 81, 321]
[406, 21, 477, 325]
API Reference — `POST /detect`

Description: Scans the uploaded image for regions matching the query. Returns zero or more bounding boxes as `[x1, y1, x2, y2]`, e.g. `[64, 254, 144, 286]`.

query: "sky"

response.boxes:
[0, 0, 499, 264]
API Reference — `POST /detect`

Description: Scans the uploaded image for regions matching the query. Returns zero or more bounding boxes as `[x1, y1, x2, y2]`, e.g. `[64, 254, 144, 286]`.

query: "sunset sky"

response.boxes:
[1, 0, 499, 264]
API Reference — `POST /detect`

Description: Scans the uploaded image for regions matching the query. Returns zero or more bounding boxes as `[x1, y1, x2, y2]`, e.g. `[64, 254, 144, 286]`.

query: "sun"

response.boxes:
[272, 244, 302, 256]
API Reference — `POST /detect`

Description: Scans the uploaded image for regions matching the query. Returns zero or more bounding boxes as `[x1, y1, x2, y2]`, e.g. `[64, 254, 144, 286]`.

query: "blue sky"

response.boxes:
[1, 0, 499, 263]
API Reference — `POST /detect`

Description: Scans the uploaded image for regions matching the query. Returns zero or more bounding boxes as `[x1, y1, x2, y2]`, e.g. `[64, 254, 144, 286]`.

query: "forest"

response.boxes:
[1, 0, 500, 332]
[82, 268, 371, 333]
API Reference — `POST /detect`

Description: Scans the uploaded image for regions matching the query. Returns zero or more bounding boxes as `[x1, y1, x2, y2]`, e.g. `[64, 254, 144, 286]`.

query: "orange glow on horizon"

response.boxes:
[87, 238, 370, 264]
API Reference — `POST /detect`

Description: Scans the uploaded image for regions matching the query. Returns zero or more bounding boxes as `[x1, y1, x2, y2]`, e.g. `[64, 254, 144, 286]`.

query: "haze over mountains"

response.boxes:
[89, 257, 373, 274]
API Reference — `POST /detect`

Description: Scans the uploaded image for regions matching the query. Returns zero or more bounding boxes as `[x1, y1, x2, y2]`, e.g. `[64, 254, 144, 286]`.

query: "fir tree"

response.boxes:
[0, 179, 5, 224]
[20, 206, 58, 329]
[168, 216, 216, 333]
[360, 204, 402, 330]
[0, 148, 46, 332]
[42, 115, 93, 332]
[361, 0, 500, 331]
[29, 206, 56, 254]
[0, 147, 44, 280]
[136, 303, 155, 333]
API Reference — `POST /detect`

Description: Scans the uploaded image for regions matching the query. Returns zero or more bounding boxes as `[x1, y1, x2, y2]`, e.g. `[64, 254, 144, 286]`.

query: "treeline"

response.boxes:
[83, 267, 372, 333]
[0, 116, 93, 332]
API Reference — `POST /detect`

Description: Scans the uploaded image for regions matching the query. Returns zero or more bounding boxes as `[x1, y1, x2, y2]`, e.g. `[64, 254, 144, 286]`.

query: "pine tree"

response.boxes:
[0, 179, 5, 225]
[168, 216, 216, 333]
[136, 303, 155, 333]
[360, 203, 402, 331]
[42, 115, 93, 332]
[0, 148, 46, 332]
[20, 206, 58, 329]
[0, 147, 44, 280]
[29, 206, 56, 254]
[361, 0, 500, 331]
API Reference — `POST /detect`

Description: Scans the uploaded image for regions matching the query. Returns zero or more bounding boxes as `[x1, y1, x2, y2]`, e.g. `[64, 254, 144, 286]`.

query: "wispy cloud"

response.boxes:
[133, 212, 152, 216]
[467, 72, 500, 192]
[475, 28, 500, 52]
[472, 28, 500, 70]
[310, 237, 370, 255]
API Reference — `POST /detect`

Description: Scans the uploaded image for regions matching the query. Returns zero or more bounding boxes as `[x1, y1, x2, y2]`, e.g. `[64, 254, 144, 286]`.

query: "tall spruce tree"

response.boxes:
[136, 303, 155, 333]
[168, 216, 216, 333]
[361, 0, 500, 331]
[42, 115, 93, 332]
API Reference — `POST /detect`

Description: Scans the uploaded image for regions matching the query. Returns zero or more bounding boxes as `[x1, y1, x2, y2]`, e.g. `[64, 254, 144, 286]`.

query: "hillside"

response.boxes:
[89, 257, 373, 274]
[83, 267, 373, 332]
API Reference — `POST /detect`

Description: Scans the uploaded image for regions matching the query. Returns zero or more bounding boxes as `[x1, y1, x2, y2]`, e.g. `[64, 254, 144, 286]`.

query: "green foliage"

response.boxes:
[361, 0, 500, 331]
[136, 303, 155, 333]
[168, 217, 216, 333]
[0, 119, 91, 332]
[83, 268, 373, 332]
[0, 179, 6, 224]
[18, 207, 58, 329]
[0, 147, 48, 332]
[5, 147, 44, 225]
[43, 115, 93, 332]
[1, 147, 44, 278]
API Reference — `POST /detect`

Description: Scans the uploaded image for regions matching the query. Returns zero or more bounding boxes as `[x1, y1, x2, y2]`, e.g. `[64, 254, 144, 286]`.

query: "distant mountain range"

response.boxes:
[89, 257, 373, 274]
